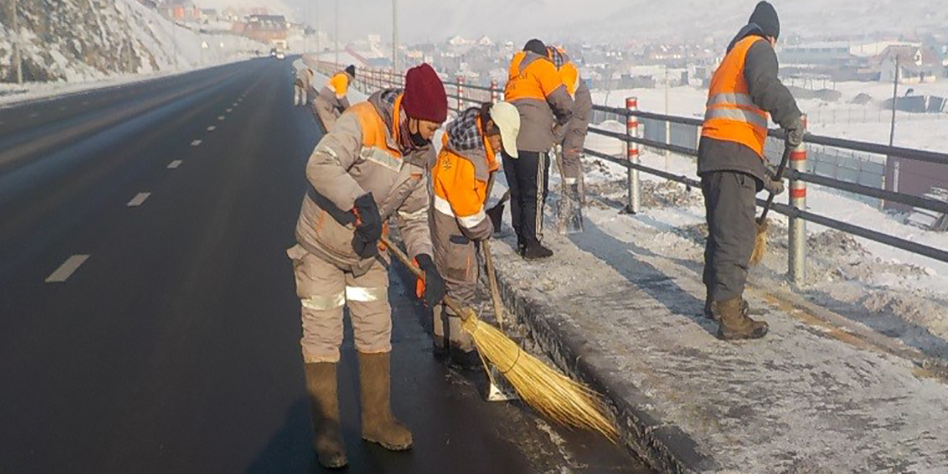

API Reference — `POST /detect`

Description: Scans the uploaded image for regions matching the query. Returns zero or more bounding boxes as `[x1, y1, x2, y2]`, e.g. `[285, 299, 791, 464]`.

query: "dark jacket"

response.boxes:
[698, 24, 802, 187]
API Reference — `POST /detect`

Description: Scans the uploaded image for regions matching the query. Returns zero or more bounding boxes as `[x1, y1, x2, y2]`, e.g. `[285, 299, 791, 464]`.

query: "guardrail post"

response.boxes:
[456, 76, 465, 112]
[623, 97, 641, 214]
[788, 115, 808, 285]
[490, 79, 499, 103]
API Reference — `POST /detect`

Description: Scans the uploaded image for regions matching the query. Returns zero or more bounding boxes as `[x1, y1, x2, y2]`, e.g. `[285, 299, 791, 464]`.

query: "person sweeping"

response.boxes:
[287, 63, 447, 469]
[314, 65, 356, 132]
[429, 101, 520, 369]
[698, 1, 804, 340]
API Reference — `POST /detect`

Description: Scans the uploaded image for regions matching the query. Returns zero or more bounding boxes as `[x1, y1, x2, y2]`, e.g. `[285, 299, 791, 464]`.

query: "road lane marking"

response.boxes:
[217, 115, 225, 121]
[191, 140, 202, 146]
[82, 101, 90, 105]
[226, 108, 232, 112]
[167, 160, 183, 169]
[29, 112, 38, 118]
[207, 126, 216, 132]
[46, 255, 90, 283]
[127, 192, 151, 207]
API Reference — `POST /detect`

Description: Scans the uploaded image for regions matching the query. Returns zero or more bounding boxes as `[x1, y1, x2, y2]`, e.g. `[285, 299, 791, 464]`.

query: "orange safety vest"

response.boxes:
[504, 51, 562, 103]
[329, 72, 350, 98]
[701, 36, 770, 157]
[431, 117, 499, 229]
[349, 94, 404, 166]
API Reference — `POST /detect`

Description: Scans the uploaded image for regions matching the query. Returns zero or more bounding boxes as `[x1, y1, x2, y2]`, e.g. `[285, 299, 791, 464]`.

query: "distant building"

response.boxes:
[243, 14, 288, 49]
[878, 45, 941, 84]
[158, 0, 200, 22]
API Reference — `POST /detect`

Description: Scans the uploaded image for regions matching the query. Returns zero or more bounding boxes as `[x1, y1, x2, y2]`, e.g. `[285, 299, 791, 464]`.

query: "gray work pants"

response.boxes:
[701, 171, 759, 303]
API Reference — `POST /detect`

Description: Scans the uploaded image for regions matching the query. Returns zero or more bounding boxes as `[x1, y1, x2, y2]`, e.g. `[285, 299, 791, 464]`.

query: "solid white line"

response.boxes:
[127, 192, 151, 207]
[191, 139, 202, 146]
[167, 160, 183, 169]
[46, 255, 90, 283]
[207, 126, 216, 132]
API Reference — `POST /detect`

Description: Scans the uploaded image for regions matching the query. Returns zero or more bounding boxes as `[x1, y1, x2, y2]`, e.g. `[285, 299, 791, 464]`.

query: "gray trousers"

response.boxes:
[701, 171, 759, 303]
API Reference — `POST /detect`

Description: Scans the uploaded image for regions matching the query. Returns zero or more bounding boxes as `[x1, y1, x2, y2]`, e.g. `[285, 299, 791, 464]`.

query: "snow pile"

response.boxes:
[0, 0, 267, 93]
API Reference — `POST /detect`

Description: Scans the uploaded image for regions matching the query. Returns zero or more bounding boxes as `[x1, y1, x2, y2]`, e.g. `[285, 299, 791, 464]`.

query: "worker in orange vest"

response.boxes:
[699, 1, 804, 340]
[314, 65, 356, 132]
[503, 39, 574, 259]
[288, 63, 447, 468]
[429, 101, 520, 369]
[548, 45, 592, 234]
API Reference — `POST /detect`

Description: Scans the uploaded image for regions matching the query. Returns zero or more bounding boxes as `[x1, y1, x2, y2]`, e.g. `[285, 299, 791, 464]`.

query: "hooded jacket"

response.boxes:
[504, 51, 574, 153]
[295, 89, 434, 275]
[697, 23, 802, 186]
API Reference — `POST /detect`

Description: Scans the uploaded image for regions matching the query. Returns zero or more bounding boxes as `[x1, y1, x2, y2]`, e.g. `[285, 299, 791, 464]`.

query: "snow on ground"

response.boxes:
[0, 0, 268, 107]
[567, 142, 948, 354]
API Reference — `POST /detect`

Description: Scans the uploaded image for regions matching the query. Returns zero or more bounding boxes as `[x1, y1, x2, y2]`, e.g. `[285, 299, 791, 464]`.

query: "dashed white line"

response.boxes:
[191, 139, 202, 146]
[46, 255, 90, 283]
[127, 192, 151, 207]
[82, 101, 90, 106]
[217, 115, 225, 121]
[29, 112, 39, 118]
[167, 160, 183, 169]
[226, 108, 232, 113]
[207, 126, 216, 132]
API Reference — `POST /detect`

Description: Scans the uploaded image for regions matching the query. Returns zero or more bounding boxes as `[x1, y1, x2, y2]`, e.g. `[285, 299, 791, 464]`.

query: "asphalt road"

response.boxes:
[0, 58, 650, 474]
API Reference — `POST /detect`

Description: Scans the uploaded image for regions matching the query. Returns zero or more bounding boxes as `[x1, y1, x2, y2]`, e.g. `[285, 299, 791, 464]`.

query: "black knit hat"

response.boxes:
[749, 1, 780, 39]
[523, 39, 547, 56]
[345, 65, 356, 77]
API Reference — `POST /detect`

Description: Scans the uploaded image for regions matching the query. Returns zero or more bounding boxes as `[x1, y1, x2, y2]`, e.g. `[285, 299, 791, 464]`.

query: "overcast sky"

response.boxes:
[249, 0, 946, 45]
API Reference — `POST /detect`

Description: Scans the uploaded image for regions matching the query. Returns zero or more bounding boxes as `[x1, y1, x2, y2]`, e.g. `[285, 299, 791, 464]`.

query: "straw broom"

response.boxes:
[750, 146, 792, 265]
[380, 235, 618, 441]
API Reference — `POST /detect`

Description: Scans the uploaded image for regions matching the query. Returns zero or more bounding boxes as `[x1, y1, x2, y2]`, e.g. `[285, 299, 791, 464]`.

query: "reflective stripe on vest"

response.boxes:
[701, 36, 770, 157]
[433, 195, 487, 230]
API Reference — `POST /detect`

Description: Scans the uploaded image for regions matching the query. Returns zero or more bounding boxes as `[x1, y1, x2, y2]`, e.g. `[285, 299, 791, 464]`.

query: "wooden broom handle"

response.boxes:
[380, 235, 470, 320]
[759, 146, 793, 223]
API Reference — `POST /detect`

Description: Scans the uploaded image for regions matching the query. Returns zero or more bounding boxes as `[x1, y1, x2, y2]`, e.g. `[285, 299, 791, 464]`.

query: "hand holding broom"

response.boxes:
[749, 142, 795, 265]
[380, 235, 618, 441]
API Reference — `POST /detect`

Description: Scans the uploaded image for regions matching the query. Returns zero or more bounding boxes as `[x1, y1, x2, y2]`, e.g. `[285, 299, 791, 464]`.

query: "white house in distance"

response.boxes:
[878, 45, 941, 84]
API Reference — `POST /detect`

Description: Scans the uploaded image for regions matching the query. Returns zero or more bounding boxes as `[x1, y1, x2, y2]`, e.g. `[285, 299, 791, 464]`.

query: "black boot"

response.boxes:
[522, 241, 554, 260]
[449, 347, 483, 372]
[304, 363, 348, 469]
[358, 352, 413, 450]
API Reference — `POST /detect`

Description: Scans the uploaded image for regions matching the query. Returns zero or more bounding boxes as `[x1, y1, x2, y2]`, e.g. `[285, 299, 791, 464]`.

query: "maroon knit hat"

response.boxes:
[401, 63, 448, 123]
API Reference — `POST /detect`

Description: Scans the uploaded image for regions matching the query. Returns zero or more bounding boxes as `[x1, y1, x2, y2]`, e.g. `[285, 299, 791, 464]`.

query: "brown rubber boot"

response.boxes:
[704, 295, 754, 320]
[713, 297, 769, 340]
[303, 363, 348, 469]
[357, 352, 413, 450]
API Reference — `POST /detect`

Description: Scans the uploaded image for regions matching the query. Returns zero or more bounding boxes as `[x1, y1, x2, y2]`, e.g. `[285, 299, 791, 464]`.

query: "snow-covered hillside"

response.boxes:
[0, 0, 266, 84]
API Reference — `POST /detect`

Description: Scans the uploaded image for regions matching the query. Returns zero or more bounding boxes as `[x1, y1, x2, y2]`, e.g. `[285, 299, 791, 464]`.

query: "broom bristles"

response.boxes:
[749, 218, 769, 265]
[461, 311, 619, 441]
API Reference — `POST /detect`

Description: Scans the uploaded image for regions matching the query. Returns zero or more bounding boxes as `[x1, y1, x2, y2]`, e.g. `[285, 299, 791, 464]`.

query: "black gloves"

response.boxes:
[785, 115, 805, 148]
[352, 193, 382, 259]
[414, 254, 446, 308]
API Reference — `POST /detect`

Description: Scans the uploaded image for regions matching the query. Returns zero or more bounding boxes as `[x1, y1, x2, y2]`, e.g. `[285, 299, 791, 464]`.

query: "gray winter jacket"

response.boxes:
[295, 89, 434, 275]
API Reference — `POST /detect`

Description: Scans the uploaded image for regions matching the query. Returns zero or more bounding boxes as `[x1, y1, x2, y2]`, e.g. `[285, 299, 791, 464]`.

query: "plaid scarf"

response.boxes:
[548, 47, 569, 70]
[446, 107, 484, 153]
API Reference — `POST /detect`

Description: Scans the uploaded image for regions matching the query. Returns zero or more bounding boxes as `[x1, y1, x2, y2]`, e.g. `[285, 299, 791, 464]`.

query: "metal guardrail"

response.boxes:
[311, 60, 948, 281]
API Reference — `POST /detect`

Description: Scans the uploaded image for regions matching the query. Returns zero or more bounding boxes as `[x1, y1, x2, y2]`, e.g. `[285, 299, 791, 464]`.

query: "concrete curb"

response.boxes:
[490, 246, 717, 474]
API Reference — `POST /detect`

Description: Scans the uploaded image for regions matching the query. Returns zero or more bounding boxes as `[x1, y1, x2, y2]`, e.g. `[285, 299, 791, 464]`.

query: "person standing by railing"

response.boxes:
[698, 1, 804, 340]
[548, 45, 592, 234]
[429, 102, 521, 369]
[503, 39, 574, 259]
[293, 59, 315, 107]
[314, 64, 357, 132]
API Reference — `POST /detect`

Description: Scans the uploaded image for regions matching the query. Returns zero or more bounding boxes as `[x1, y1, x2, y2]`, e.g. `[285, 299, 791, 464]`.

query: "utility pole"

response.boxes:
[888, 55, 899, 148]
[334, 0, 339, 66]
[392, 0, 398, 72]
[314, 0, 320, 66]
[888, 54, 901, 197]
[11, 0, 23, 84]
